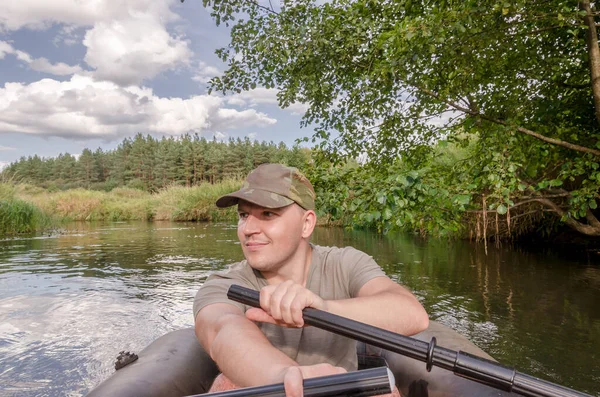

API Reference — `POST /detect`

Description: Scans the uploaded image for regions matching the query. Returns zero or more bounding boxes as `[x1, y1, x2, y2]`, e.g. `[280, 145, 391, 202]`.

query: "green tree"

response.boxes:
[192, 134, 208, 184]
[78, 149, 94, 188]
[181, 134, 195, 187]
[56, 153, 77, 183]
[199, 0, 600, 237]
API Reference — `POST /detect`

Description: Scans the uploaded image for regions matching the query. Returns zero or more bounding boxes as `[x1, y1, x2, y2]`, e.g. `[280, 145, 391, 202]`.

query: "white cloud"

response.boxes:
[226, 87, 310, 116]
[226, 97, 248, 106]
[286, 102, 310, 116]
[192, 61, 221, 84]
[0, 40, 83, 76]
[0, 0, 178, 32]
[0, 161, 10, 171]
[214, 132, 227, 141]
[53, 25, 82, 47]
[247, 132, 257, 140]
[0, 40, 12, 58]
[0, 145, 16, 151]
[0, 75, 277, 140]
[83, 19, 190, 86]
[30, 58, 83, 76]
[0, 0, 190, 86]
[213, 108, 276, 130]
[227, 88, 279, 107]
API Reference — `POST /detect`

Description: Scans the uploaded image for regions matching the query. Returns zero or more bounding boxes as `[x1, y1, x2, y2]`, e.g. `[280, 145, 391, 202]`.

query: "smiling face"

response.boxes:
[237, 200, 316, 279]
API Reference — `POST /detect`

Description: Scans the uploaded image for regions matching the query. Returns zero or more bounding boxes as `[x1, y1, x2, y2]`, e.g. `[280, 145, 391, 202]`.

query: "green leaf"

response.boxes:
[496, 204, 507, 215]
[383, 207, 393, 220]
[396, 175, 410, 186]
[455, 194, 471, 205]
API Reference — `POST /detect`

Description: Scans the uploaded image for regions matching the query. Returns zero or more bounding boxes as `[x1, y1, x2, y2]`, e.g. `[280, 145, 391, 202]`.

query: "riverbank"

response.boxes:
[4, 182, 600, 250]
[0, 182, 241, 234]
[1, 181, 356, 236]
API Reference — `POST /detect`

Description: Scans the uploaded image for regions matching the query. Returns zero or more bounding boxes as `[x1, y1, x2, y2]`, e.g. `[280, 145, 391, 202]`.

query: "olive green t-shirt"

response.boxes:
[193, 244, 386, 371]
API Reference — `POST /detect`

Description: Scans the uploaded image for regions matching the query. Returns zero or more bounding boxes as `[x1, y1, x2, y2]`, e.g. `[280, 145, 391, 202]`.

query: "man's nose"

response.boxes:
[242, 214, 261, 235]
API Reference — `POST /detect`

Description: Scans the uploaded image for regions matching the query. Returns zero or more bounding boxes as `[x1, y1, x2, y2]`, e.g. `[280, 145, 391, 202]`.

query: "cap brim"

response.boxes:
[215, 188, 294, 209]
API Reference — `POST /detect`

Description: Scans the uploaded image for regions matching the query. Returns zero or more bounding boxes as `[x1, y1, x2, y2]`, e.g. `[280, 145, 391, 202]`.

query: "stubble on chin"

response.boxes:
[243, 251, 267, 271]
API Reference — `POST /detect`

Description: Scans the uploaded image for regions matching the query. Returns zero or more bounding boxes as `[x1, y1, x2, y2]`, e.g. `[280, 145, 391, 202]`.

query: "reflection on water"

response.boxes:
[0, 222, 598, 396]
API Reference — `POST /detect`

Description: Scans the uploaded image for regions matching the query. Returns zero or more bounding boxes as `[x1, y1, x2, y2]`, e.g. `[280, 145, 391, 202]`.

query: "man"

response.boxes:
[193, 163, 429, 396]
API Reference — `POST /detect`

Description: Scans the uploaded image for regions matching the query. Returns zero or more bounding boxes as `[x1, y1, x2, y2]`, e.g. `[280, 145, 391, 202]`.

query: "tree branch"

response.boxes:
[556, 81, 589, 89]
[586, 208, 600, 228]
[580, 1, 600, 124]
[418, 87, 600, 156]
[181, 0, 279, 15]
[532, 197, 600, 236]
[509, 210, 545, 222]
[517, 193, 570, 200]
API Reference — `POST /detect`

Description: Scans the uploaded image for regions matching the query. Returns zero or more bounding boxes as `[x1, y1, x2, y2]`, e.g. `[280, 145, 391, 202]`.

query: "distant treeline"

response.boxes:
[2, 133, 311, 192]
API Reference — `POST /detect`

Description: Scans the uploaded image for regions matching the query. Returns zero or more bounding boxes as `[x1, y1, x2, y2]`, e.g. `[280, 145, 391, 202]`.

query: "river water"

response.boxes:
[0, 221, 598, 396]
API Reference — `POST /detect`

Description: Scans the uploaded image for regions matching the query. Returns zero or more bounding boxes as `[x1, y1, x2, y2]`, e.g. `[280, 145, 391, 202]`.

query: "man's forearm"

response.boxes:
[326, 290, 429, 336]
[208, 315, 297, 387]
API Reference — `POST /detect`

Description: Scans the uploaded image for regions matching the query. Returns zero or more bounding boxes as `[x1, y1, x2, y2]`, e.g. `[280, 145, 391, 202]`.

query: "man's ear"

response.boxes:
[301, 209, 317, 238]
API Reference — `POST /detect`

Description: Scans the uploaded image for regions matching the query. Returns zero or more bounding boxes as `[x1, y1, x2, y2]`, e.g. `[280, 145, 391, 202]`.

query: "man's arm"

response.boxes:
[246, 277, 429, 336]
[195, 303, 296, 387]
[327, 276, 429, 335]
[195, 303, 345, 389]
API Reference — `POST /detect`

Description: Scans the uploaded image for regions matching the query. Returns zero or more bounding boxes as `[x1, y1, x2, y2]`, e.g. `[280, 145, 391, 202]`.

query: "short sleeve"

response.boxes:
[193, 276, 247, 319]
[342, 247, 387, 297]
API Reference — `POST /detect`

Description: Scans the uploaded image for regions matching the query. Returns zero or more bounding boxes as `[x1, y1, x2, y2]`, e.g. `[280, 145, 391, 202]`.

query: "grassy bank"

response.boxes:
[1, 181, 241, 235]
[0, 183, 54, 234]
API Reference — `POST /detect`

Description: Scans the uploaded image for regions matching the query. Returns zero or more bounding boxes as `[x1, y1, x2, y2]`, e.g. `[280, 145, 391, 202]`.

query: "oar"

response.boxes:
[228, 285, 592, 397]
[185, 366, 394, 397]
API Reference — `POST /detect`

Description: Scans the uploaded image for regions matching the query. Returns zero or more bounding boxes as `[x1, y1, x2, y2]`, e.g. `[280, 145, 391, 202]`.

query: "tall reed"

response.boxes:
[0, 198, 53, 234]
[1, 180, 243, 235]
[154, 179, 240, 221]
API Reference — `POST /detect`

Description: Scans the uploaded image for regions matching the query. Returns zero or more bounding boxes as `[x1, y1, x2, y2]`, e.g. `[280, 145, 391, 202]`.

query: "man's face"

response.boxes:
[236, 200, 308, 275]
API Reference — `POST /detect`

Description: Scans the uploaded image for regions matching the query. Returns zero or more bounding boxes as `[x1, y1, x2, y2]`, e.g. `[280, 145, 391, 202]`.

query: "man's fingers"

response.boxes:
[289, 296, 305, 327]
[280, 288, 301, 326]
[268, 281, 292, 321]
[299, 363, 347, 379]
[259, 281, 323, 327]
[245, 308, 302, 328]
[245, 308, 276, 324]
[283, 366, 303, 397]
[281, 364, 348, 397]
[259, 285, 274, 315]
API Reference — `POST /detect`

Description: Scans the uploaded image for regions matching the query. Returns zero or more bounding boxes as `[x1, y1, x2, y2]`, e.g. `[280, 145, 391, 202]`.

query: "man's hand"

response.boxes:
[282, 364, 347, 397]
[245, 280, 327, 327]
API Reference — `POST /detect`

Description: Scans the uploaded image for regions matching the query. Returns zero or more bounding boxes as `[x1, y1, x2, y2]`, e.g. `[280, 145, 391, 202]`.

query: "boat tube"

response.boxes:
[86, 321, 512, 397]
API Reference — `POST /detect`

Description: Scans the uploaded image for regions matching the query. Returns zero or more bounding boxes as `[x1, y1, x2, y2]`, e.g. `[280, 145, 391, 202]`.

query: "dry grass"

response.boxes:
[1, 180, 242, 234]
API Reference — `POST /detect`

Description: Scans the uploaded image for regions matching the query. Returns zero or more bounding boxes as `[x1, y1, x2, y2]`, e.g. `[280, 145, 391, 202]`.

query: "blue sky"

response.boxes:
[0, 0, 310, 169]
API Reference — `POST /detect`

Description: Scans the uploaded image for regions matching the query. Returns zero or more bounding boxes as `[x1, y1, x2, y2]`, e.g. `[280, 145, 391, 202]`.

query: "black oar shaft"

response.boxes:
[227, 285, 591, 397]
[186, 367, 393, 397]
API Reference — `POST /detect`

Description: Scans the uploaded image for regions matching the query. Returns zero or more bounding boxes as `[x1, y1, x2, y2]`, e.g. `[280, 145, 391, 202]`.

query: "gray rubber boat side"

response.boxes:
[87, 328, 219, 397]
[86, 321, 515, 397]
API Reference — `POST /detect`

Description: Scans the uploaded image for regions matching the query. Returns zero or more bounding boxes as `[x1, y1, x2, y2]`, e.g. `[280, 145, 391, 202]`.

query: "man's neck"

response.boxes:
[263, 242, 313, 286]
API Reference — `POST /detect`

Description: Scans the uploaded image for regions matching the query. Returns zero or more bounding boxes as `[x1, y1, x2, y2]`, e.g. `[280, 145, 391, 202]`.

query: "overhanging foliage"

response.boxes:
[197, 0, 600, 238]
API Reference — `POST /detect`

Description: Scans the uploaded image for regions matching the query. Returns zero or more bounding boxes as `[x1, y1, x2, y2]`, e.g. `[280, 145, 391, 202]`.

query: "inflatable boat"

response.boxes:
[87, 285, 589, 397]
[87, 320, 515, 397]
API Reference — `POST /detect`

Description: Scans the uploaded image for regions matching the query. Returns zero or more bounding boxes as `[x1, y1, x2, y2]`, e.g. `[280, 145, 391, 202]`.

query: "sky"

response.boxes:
[0, 0, 311, 170]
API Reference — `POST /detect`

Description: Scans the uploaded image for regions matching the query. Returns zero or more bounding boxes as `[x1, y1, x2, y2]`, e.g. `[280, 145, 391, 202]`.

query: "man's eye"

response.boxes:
[264, 211, 275, 217]
[238, 213, 248, 219]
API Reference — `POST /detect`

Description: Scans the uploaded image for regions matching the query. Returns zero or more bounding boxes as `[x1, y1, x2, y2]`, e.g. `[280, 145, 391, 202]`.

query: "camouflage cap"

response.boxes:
[216, 163, 316, 210]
